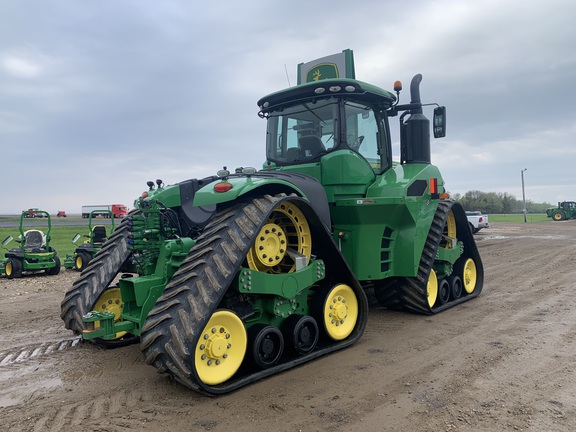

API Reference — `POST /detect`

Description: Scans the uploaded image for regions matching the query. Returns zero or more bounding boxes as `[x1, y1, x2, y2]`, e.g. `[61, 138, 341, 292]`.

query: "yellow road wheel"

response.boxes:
[462, 258, 478, 294]
[247, 201, 311, 273]
[321, 284, 359, 341]
[93, 287, 127, 339]
[195, 310, 247, 386]
[5, 260, 12, 276]
[427, 269, 439, 308]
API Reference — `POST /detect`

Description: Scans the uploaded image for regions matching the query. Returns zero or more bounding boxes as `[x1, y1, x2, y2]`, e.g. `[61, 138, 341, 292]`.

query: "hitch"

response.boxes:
[82, 311, 116, 340]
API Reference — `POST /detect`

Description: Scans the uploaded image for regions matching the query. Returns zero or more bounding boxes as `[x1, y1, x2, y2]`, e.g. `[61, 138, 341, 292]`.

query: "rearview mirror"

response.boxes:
[433, 106, 446, 138]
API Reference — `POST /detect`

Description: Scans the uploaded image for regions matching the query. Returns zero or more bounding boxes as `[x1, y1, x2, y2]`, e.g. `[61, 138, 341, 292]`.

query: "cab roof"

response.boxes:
[257, 78, 397, 114]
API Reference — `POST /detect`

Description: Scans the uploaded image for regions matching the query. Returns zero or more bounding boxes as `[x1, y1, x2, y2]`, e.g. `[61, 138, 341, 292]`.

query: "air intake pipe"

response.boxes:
[400, 74, 431, 164]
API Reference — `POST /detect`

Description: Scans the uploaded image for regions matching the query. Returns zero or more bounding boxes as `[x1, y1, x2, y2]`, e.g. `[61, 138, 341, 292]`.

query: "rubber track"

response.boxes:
[394, 200, 484, 314]
[60, 214, 134, 336]
[140, 194, 368, 395]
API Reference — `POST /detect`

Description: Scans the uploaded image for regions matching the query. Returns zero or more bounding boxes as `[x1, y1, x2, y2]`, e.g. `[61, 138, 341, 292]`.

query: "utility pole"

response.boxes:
[521, 168, 527, 223]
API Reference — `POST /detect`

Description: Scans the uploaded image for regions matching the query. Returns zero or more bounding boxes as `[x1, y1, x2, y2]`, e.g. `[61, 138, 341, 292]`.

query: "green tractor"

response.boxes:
[61, 50, 483, 395]
[546, 201, 576, 221]
[0, 210, 61, 278]
[63, 210, 115, 271]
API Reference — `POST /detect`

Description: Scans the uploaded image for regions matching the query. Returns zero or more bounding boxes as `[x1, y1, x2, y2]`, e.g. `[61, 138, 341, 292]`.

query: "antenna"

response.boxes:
[284, 64, 291, 87]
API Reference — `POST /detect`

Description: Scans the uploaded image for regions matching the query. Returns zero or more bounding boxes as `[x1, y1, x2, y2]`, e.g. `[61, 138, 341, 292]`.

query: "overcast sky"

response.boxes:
[1, 0, 575, 214]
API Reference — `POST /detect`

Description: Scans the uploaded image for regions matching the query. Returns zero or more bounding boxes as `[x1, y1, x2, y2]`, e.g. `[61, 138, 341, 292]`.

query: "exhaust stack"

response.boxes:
[400, 74, 431, 164]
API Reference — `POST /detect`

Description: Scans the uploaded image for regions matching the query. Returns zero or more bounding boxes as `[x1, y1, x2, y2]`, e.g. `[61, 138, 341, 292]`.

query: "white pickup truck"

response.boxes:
[466, 211, 490, 234]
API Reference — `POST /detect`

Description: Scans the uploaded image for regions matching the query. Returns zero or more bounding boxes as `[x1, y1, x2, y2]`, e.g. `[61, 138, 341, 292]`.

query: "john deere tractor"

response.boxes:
[546, 201, 576, 221]
[0, 210, 61, 278]
[63, 210, 115, 271]
[61, 50, 483, 395]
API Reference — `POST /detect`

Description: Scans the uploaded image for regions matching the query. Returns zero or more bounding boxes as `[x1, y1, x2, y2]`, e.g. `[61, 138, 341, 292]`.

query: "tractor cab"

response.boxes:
[258, 49, 446, 204]
[261, 94, 391, 173]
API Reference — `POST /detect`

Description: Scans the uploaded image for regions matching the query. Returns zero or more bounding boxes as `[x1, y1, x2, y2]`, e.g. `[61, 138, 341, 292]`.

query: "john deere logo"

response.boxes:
[306, 63, 339, 82]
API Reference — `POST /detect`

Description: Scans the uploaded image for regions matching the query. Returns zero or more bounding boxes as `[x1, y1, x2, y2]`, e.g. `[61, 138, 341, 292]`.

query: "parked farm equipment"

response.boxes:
[0, 210, 61, 278]
[546, 201, 576, 221]
[63, 210, 115, 271]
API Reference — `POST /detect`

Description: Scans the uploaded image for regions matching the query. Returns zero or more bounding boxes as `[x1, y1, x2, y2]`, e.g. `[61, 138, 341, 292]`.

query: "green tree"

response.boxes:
[455, 190, 552, 214]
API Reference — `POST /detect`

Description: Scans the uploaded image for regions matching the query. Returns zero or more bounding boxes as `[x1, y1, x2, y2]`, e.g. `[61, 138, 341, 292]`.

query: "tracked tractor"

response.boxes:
[0, 210, 61, 278]
[63, 210, 115, 271]
[61, 50, 483, 395]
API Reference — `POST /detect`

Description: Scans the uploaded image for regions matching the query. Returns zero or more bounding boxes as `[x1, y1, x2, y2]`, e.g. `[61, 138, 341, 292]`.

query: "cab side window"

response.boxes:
[345, 102, 384, 171]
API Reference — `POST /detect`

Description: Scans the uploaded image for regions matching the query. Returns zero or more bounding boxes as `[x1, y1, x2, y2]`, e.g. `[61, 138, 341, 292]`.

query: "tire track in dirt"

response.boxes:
[39, 396, 128, 432]
[1, 350, 167, 432]
[0, 337, 81, 367]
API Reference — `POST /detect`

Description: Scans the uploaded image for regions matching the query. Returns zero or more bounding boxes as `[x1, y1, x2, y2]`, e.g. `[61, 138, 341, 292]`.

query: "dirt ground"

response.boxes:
[1, 221, 575, 432]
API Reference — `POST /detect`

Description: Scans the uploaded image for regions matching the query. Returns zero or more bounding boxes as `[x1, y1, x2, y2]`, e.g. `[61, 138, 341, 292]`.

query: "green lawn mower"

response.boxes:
[64, 210, 115, 271]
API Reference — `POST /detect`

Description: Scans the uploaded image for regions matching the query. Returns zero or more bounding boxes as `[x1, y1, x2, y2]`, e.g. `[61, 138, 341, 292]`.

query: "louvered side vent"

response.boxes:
[380, 226, 394, 272]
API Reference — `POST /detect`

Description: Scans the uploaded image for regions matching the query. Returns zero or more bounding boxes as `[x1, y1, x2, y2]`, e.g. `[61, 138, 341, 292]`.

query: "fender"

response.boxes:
[193, 171, 332, 229]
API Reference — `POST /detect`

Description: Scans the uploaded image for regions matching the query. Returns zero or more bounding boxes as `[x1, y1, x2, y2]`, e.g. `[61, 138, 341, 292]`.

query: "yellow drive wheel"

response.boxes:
[195, 310, 247, 386]
[462, 258, 478, 294]
[5, 261, 12, 276]
[93, 287, 127, 339]
[247, 201, 311, 274]
[427, 269, 439, 308]
[321, 284, 359, 341]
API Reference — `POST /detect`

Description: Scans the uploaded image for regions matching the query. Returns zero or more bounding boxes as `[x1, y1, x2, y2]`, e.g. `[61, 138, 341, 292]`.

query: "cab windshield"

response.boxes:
[265, 98, 389, 172]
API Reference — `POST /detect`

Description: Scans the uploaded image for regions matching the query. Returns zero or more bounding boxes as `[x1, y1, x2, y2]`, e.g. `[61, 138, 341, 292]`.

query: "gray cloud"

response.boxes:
[1, 0, 575, 214]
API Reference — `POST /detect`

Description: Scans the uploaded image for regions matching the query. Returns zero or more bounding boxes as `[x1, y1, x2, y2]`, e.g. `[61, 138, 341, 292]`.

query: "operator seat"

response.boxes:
[299, 136, 325, 158]
[92, 226, 107, 245]
[24, 230, 45, 252]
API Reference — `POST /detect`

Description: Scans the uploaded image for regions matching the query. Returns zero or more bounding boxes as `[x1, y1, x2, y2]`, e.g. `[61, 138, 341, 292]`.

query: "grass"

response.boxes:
[487, 213, 550, 223]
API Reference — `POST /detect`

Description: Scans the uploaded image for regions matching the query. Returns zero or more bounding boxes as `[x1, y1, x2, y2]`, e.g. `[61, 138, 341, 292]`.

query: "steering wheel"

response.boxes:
[350, 135, 365, 150]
